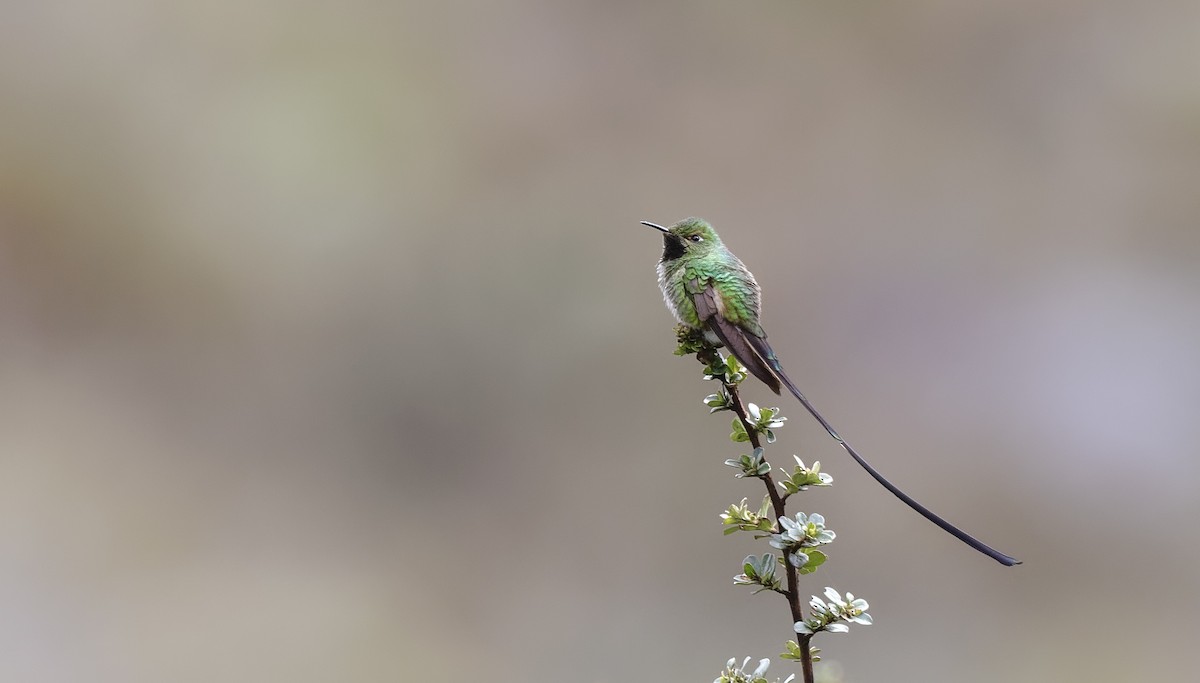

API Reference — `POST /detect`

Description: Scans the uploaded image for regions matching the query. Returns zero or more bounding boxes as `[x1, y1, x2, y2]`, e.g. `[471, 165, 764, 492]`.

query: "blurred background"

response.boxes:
[2, 1, 1198, 681]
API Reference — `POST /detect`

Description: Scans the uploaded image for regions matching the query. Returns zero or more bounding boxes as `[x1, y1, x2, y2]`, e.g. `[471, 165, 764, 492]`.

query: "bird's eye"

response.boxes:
[689, 235, 703, 243]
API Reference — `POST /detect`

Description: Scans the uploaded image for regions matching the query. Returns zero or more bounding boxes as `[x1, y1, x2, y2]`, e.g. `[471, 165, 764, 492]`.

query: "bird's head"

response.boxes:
[642, 217, 723, 262]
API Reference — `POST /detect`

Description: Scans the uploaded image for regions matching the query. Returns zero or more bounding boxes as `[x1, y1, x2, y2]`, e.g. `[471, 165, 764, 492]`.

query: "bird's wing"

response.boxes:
[691, 280, 783, 394]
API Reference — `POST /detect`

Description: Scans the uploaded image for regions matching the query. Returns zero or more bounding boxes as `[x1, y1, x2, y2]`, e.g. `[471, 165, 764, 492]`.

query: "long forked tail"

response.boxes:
[757, 343, 1021, 566]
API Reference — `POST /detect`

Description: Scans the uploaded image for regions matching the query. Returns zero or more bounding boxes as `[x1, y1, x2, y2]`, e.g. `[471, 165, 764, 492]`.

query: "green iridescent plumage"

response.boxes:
[650, 217, 785, 395]
[643, 217, 1020, 567]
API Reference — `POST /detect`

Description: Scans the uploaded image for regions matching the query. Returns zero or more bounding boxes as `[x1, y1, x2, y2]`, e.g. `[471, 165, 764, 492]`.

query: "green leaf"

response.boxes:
[798, 550, 827, 575]
[780, 640, 804, 661]
[730, 419, 750, 443]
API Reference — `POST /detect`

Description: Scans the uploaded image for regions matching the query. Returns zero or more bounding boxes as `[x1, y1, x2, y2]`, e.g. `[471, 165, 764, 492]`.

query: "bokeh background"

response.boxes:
[2, 1, 1198, 681]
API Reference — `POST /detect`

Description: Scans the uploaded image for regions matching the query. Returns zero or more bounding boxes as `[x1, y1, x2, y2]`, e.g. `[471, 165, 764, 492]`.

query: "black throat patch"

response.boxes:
[660, 235, 686, 262]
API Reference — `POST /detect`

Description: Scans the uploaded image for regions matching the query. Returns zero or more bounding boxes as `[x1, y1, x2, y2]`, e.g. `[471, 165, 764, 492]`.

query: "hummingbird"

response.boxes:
[644, 217, 1020, 566]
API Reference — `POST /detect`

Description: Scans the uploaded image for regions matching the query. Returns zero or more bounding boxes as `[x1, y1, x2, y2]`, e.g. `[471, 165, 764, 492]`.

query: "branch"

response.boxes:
[696, 345, 814, 683]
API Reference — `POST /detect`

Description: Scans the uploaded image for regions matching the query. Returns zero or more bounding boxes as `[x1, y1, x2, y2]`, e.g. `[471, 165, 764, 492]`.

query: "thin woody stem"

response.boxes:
[697, 347, 815, 683]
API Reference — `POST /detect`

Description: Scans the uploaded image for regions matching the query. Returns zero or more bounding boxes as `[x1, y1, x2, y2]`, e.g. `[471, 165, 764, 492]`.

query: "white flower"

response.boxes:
[797, 588, 873, 635]
[823, 587, 844, 606]
[849, 612, 874, 626]
[752, 659, 771, 677]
